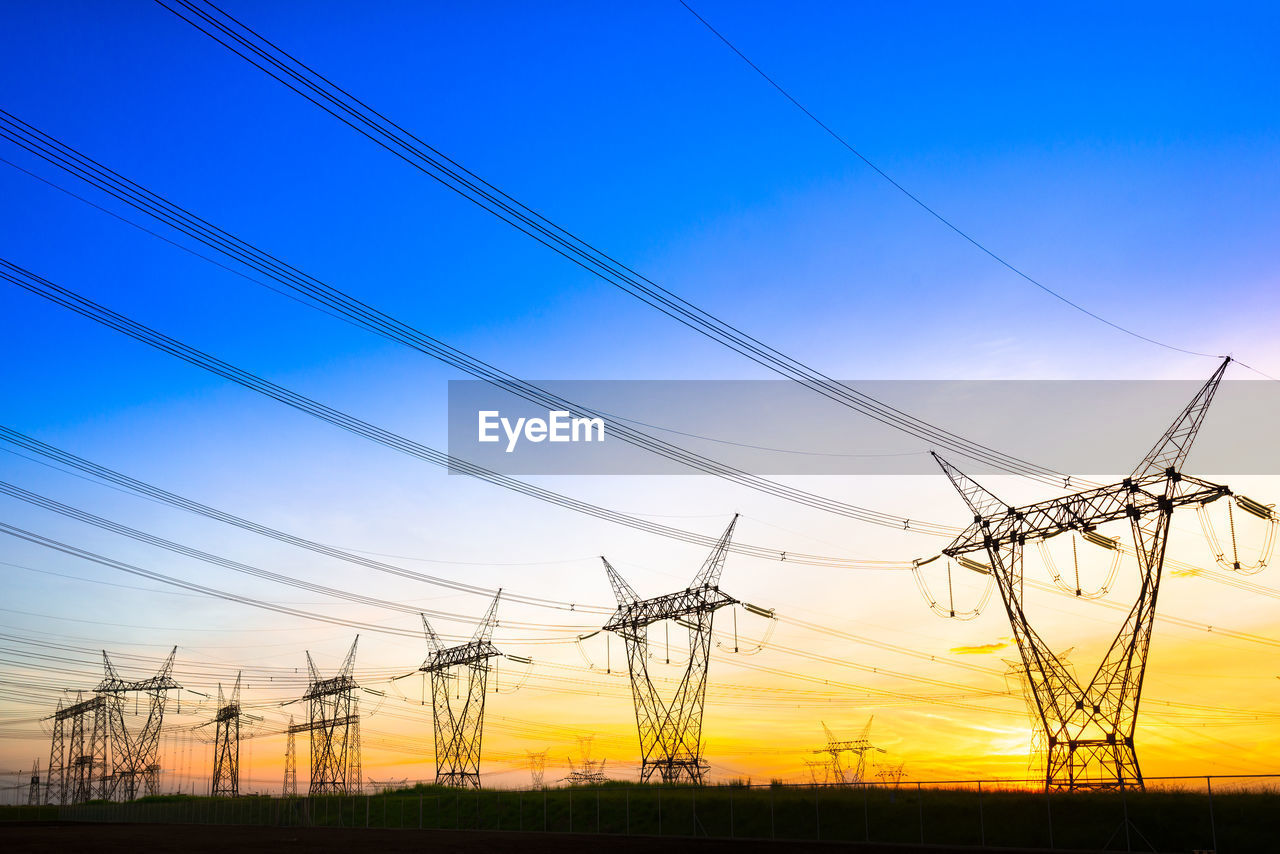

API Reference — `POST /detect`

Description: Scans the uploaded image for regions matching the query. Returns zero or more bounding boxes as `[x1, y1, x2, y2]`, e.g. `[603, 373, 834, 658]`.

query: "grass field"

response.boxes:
[5, 780, 1278, 852]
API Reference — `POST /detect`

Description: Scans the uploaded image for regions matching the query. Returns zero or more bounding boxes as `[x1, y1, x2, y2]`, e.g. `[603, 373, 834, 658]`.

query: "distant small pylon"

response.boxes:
[526, 749, 548, 789]
[282, 716, 297, 798]
[27, 758, 40, 806]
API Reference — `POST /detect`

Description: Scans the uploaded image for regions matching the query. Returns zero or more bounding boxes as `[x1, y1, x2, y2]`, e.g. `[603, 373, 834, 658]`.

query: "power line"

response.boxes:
[149, 0, 1083, 488]
[0, 110, 952, 534]
[0, 258, 922, 573]
[675, 0, 1227, 363]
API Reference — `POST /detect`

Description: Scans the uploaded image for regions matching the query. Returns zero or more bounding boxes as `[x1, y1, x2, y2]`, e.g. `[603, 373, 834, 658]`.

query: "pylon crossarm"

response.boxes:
[603, 586, 737, 632]
[421, 639, 501, 672]
[945, 474, 1229, 557]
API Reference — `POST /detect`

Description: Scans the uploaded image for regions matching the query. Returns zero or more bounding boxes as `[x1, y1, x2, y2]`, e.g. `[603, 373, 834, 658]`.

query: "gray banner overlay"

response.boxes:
[446, 381, 1279, 476]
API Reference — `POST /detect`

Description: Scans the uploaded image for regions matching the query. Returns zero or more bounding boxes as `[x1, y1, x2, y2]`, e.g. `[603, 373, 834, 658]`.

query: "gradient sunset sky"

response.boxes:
[1, 1, 1278, 796]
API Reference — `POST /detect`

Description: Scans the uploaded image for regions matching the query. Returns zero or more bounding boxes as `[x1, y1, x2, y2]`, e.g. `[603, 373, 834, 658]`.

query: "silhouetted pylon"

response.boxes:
[603, 516, 740, 784]
[291, 637, 361, 795]
[937, 360, 1250, 791]
[420, 592, 502, 788]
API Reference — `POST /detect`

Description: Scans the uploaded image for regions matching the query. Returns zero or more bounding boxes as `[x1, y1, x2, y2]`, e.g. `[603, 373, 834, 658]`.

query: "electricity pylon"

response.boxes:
[937, 359, 1245, 791]
[815, 717, 885, 786]
[45, 692, 110, 804]
[291, 637, 361, 795]
[603, 515, 740, 784]
[564, 736, 608, 785]
[206, 672, 260, 797]
[95, 647, 180, 800]
[420, 592, 502, 788]
[27, 758, 41, 806]
[526, 750, 548, 788]
[282, 716, 297, 797]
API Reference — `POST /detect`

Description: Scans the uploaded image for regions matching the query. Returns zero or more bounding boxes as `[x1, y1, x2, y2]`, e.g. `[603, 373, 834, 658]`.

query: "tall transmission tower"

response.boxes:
[282, 716, 297, 798]
[45, 692, 109, 804]
[290, 637, 361, 795]
[27, 758, 41, 806]
[95, 647, 180, 800]
[205, 672, 260, 797]
[936, 360, 1254, 791]
[420, 593, 502, 788]
[814, 718, 885, 786]
[526, 750, 547, 789]
[603, 515, 740, 784]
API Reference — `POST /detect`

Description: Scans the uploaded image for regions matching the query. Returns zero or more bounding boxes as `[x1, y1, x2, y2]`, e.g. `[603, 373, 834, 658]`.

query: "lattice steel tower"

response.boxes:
[208, 672, 258, 797]
[420, 592, 502, 788]
[603, 515, 740, 784]
[27, 758, 41, 806]
[45, 692, 109, 804]
[290, 637, 361, 795]
[936, 360, 1247, 790]
[814, 717, 884, 786]
[95, 647, 180, 800]
[282, 715, 297, 797]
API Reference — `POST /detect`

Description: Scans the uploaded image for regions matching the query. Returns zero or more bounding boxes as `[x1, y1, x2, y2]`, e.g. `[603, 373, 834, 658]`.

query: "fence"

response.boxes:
[4, 774, 1278, 852]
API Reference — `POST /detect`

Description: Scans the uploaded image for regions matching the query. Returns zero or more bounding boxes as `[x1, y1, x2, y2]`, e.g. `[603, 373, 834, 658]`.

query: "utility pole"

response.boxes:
[936, 360, 1268, 790]
[603, 515, 740, 784]
[420, 592, 502, 788]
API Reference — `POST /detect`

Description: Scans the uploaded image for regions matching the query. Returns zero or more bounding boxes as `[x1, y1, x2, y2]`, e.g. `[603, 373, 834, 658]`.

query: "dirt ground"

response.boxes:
[0, 821, 1152, 853]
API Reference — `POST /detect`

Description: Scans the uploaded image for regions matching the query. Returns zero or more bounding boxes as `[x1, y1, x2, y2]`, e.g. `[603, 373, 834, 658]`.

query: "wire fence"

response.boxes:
[3, 774, 1278, 852]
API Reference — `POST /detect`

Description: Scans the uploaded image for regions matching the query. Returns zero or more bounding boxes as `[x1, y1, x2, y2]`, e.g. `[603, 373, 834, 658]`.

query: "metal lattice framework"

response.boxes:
[204, 672, 260, 797]
[603, 515, 740, 784]
[282, 715, 297, 798]
[420, 592, 502, 789]
[27, 758, 41, 806]
[526, 749, 548, 789]
[44, 692, 109, 805]
[564, 736, 608, 785]
[94, 646, 180, 801]
[291, 637, 361, 796]
[937, 360, 1237, 791]
[815, 717, 885, 786]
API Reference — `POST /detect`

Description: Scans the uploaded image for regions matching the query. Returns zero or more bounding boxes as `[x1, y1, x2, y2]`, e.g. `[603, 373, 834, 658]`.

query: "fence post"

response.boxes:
[366, 794, 370, 827]
[693, 786, 697, 837]
[419, 793, 423, 829]
[519, 790, 523, 832]
[1045, 788, 1054, 849]
[815, 784, 821, 840]
[917, 781, 924, 843]
[596, 787, 600, 834]
[626, 787, 630, 835]
[729, 785, 734, 838]
[978, 780, 986, 848]
[1121, 784, 1132, 852]
[570, 787, 574, 833]
[543, 788, 547, 831]
[658, 786, 663, 837]
[1206, 776, 1218, 853]
[863, 782, 870, 842]
[770, 785, 775, 839]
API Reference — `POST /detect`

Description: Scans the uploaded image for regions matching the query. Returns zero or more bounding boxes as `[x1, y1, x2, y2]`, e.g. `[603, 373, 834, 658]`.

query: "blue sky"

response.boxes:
[1, 1, 1278, 789]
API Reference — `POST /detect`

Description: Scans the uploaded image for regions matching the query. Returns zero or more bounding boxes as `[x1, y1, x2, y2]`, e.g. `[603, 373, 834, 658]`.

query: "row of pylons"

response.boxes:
[34, 362, 1275, 797]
